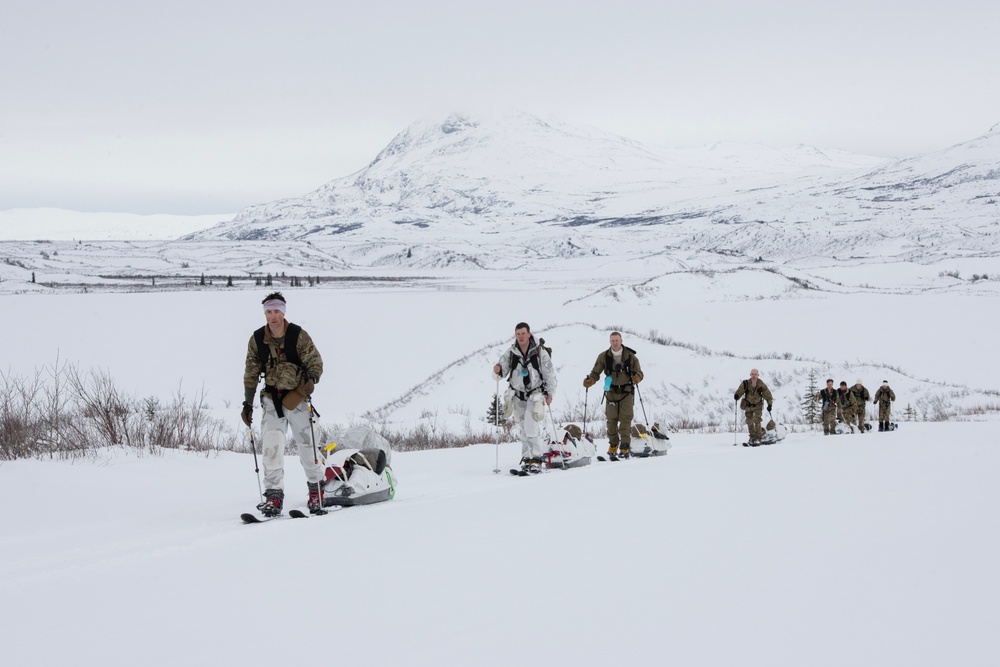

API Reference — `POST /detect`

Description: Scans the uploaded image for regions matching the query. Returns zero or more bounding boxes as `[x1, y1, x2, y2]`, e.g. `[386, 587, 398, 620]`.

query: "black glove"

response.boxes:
[241, 401, 253, 427]
[767, 404, 773, 413]
[733, 393, 740, 400]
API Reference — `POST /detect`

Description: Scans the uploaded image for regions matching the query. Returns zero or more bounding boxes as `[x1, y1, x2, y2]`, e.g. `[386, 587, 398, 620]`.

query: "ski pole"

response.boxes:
[635, 383, 650, 427]
[583, 386, 589, 436]
[546, 402, 567, 470]
[493, 375, 501, 474]
[307, 397, 322, 466]
[248, 425, 263, 500]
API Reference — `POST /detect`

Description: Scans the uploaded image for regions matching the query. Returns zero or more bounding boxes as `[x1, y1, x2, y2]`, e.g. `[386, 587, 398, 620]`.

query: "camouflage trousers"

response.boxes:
[845, 406, 866, 433]
[744, 405, 764, 439]
[605, 391, 634, 450]
[821, 405, 837, 433]
[877, 402, 893, 421]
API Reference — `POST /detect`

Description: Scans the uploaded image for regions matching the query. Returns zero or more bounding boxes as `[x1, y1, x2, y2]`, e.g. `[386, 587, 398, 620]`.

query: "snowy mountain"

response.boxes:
[184, 111, 1000, 265]
[187, 111, 887, 242]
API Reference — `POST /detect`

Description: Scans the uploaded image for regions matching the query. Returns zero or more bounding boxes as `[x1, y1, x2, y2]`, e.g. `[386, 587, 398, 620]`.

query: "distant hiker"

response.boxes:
[849, 379, 871, 433]
[733, 369, 773, 445]
[493, 322, 557, 475]
[815, 378, 838, 435]
[583, 332, 644, 459]
[243, 292, 325, 516]
[836, 381, 858, 431]
[873, 380, 896, 431]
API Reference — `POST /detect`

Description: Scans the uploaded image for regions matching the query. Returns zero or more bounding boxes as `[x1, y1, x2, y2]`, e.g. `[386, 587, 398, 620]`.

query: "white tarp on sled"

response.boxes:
[630, 423, 672, 457]
[544, 425, 597, 469]
[759, 422, 788, 445]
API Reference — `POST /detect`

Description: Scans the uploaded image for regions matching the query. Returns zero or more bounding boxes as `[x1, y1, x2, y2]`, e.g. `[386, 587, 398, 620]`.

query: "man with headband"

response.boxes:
[242, 292, 325, 516]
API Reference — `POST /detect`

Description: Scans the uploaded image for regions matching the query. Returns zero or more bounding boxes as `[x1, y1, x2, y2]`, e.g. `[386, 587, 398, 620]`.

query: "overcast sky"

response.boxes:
[1, 0, 997, 214]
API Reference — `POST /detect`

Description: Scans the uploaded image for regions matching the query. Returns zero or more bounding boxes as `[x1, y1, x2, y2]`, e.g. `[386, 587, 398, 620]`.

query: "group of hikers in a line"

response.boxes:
[813, 377, 897, 436]
[239, 293, 901, 507]
[492, 322, 899, 470]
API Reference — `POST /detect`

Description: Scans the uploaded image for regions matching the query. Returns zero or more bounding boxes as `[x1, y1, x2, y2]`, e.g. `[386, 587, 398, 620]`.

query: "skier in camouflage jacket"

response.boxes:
[242, 292, 325, 516]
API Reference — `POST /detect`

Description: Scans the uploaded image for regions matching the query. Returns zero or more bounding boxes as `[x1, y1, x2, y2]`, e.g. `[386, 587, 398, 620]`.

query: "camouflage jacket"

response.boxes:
[837, 388, 858, 410]
[586, 346, 644, 396]
[244, 321, 323, 393]
[873, 386, 896, 404]
[735, 378, 773, 408]
[850, 385, 871, 404]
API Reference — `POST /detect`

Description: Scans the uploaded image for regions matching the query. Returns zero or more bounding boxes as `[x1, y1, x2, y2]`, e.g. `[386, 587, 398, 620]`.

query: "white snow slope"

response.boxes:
[2, 424, 998, 667]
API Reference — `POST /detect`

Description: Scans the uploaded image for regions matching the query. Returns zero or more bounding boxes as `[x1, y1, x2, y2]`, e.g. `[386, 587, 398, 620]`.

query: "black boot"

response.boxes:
[259, 488, 284, 517]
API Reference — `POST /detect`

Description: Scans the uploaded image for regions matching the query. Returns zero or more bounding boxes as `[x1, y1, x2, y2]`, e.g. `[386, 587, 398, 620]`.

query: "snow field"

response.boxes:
[2, 423, 998, 666]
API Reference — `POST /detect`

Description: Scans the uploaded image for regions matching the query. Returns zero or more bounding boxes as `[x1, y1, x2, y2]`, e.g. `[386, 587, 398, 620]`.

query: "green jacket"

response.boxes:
[586, 346, 643, 397]
[244, 321, 323, 397]
[873, 386, 896, 404]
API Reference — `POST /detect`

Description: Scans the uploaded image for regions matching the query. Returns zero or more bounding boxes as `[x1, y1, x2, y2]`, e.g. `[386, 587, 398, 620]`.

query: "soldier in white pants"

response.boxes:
[493, 322, 557, 474]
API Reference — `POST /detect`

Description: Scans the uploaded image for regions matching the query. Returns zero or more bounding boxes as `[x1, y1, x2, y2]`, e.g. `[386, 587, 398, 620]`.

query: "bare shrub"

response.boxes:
[0, 363, 237, 460]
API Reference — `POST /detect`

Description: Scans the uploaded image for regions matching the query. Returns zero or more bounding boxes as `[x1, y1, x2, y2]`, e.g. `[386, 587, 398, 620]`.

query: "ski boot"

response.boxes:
[258, 489, 284, 517]
[307, 481, 327, 515]
[618, 444, 631, 459]
[520, 458, 542, 475]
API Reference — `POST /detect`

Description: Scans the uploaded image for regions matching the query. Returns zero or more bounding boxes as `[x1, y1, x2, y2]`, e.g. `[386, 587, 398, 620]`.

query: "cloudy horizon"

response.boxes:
[2, 0, 997, 215]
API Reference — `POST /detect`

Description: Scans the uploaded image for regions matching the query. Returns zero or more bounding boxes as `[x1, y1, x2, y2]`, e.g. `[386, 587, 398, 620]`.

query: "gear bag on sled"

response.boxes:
[322, 427, 396, 506]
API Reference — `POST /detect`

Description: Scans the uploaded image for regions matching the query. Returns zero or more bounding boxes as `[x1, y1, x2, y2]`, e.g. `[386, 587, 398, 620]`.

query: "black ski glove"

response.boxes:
[767, 404, 773, 413]
[733, 393, 740, 400]
[241, 401, 253, 427]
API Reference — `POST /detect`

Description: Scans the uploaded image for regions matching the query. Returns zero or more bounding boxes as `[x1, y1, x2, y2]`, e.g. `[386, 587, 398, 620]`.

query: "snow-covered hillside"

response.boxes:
[2, 424, 998, 666]
[188, 110, 888, 241]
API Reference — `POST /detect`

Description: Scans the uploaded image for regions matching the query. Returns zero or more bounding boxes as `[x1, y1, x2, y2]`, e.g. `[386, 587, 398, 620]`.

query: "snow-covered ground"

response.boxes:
[2, 423, 998, 666]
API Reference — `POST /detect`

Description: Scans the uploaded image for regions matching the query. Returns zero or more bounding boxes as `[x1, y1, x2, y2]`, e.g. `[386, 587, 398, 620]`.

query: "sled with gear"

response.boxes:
[629, 423, 672, 457]
[544, 424, 597, 469]
[321, 427, 397, 507]
[833, 420, 873, 435]
[757, 419, 787, 445]
[744, 419, 787, 446]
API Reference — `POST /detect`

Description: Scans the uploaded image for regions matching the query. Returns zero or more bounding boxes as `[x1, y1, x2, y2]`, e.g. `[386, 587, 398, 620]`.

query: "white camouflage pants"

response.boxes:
[260, 396, 323, 490]
[512, 393, 547, 461]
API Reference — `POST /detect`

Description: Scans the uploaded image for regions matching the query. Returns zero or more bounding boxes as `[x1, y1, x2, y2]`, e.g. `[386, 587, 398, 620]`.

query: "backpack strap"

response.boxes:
[254, 323, 303, 376]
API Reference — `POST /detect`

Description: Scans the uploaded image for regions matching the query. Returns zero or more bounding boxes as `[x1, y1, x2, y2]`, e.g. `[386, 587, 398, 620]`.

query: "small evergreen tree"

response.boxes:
[904, 403, 917, 422]
[199, 273, 206, 286]
[226, 276, 233, 287]
[801, 369, 819, 425]
[31, 271, 36, 283]
[486, 392, 504, 426]
[266, 274, 272, 287]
